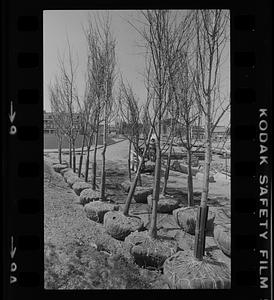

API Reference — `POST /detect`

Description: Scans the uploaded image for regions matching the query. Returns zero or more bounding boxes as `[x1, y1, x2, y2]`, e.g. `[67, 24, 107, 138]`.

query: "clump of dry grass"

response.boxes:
[44, 241, 158, 289]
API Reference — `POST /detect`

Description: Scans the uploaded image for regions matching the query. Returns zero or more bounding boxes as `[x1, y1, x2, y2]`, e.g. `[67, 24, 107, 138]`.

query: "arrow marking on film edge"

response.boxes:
[10, 236, 16, 259]
[9, 101, 16, 123]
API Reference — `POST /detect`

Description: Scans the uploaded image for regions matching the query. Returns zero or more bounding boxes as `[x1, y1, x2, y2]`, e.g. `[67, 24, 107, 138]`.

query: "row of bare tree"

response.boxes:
[120, 10, 230, 259]
[47, 10, 230, 261]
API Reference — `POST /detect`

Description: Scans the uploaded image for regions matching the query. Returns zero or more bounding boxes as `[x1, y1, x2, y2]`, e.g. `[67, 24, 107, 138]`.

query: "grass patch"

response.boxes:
[45, 241, 159, 289]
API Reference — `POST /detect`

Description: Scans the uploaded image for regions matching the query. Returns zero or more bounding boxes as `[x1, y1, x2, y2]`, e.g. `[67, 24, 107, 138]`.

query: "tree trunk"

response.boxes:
[100, 113, 107, 201]
[136, 144, 142, 186]
[85, 135, 93, 183]
[72, 140, 76, 173]
[69, 138, 72, 168]
[123, 127, 153, 216]
[194, 110, 211, 260]
[128, 140, 132, 181]
[58, 136, 62, 164]
[194, 205, 208, 260]
[92, 128, 99, 190]
[200, 121, 211, 207]
[162, 138, 173, 195]
[187, 149, 194, 206]
[78, 133, 87, 177]
[148, 133, 161, 239]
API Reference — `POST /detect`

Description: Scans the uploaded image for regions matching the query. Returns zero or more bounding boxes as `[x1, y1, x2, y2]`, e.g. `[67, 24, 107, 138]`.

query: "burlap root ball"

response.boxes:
[52, 160, 68, 166]
[124, 231, 177, 268]
[60, 167, 73, 176]
[120, 180, 145, 193]
[50, 159, 61, 165]
[120, 181, 132, 193]
[63, 171, 77, 182]
[163, 250, 231, 289]
[84, 201, 120, 223]
[173, 206, 215, 235]
[79, 189, 101, 205]
[147, 194, 180, 213]
[66, 175, 83, 187]
[214, 224, 231, 257]
[52, 164, 69, 173]
[133, 187, 153, 203]
[72, 181, 92, 196]
[103, 211, 144, 241]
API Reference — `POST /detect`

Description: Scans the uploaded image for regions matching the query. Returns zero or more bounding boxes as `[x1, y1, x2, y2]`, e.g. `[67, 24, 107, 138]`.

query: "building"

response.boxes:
[43, 110, 82, 134]
[212, 126, 230, 141]
[44, 111, 55, 134]
[43, 110, 110, 137]
[190, 125, 205, 140]
[161, 118, 205, 141]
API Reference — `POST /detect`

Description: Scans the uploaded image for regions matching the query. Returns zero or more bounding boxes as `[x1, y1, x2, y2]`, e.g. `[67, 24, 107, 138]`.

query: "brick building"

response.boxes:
[212, 125, 230, 141]
[43, 111, 82, 134]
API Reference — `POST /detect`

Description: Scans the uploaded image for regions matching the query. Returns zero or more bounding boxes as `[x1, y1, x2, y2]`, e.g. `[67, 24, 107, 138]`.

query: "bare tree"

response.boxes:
[57, 39, 81, 172]
[48, 79, 66, 164]
[193, 9, 230, 260]
[83, 15, 113, 189]
[122, 126, 154, 216]
[141, 102, 151, 145]
[161, 89, 178, 195]
[118, 79, 143, 184]
[77, 76, 96, 179]
[121, 61, 159, 217]
[85, 14, 116, 201]
[169, 49, 203, 206]
[134, 10, 193, 239]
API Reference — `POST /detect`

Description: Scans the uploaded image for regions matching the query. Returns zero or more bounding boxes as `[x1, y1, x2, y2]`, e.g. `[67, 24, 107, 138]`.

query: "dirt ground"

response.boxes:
[44, 139, 231, 289]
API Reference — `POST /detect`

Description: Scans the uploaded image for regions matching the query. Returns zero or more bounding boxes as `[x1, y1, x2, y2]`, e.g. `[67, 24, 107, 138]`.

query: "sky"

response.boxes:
[43, 10, 230, 126]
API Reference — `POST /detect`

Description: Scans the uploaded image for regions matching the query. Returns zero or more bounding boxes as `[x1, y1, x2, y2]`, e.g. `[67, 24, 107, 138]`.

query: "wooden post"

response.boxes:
[194, 205, 209, 260]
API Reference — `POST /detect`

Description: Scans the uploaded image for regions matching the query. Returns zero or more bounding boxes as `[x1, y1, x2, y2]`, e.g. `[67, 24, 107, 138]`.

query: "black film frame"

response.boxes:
[1, 0, 272, 299]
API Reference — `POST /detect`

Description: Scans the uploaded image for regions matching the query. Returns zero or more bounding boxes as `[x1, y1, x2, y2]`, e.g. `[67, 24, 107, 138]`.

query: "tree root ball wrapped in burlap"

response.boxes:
[63, 171, 77, 182]
[173, 206, 215, 235]
[124, 231, 177, 268]
[133, 187, 153, 203]
[52, 164, 69, 173]
[214, 224, 231, 257]
[72, 181, 92, 196]
[120, 181, 132, 193]
[50, 159, 61, 165]
[147, 194, 180, 213]
[84, 201, 120, 223]
[60, 167, 73, 176]
[163, 250, 231, 289]
[103, 211, 144, 241]
[79, 189, 101, 205]
[66, 175, 83, 187]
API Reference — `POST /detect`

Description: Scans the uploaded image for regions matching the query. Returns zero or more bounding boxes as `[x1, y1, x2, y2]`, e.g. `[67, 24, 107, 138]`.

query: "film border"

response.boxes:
[2, 0, 272, 299]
